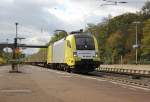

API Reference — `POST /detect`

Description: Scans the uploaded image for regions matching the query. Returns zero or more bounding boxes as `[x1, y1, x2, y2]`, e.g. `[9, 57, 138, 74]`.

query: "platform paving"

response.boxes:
[0, 65, 150, 102]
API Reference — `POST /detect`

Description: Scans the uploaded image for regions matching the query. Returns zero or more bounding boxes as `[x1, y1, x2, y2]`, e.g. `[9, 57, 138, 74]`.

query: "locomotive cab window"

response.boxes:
[75, 35, 95, 50]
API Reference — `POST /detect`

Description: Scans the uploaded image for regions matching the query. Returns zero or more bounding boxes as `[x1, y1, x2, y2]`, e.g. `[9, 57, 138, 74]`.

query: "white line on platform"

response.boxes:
[46, 69, 71, 75]
[1, 89, 32, 93]
[110, 81, 150, 91]
[59, 76, 72, 78]
[55, 71, 71, 75]
[128, 87, 137, 91]
[76, 75, 106, 82]
[0, 69, 8, 71]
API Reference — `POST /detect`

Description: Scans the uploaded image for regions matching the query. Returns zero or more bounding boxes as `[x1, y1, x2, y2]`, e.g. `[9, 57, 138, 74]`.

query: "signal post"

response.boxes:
[10, 23, 21, 72]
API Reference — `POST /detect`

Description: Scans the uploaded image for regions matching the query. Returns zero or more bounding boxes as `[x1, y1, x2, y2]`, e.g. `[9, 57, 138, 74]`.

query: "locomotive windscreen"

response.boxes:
[75, 34, 95, 50]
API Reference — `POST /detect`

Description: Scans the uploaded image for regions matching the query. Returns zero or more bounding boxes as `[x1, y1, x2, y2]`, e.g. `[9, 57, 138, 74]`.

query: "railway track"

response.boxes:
[90, 71, 150, 90]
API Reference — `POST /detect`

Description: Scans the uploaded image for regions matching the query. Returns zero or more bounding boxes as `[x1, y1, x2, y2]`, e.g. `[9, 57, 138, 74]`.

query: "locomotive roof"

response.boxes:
[74, 34, 93, 37]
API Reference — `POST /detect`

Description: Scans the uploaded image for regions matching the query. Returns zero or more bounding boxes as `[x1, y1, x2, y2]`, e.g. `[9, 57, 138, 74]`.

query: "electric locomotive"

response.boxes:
[47, 30, 100, 73]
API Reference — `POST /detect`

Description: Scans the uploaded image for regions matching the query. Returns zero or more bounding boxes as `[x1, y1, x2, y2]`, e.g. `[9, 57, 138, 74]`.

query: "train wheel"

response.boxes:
[67, 69, 71, 73]
[63, 66, 67, 71]
[66, 66, 72, 73]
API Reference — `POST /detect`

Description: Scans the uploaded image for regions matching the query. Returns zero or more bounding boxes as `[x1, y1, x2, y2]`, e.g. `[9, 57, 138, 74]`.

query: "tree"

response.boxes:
[141, 18, 150, 61]
[0, 57, 6, 64]
[49, 31, 67, 44]
[85, 13, 143, 64]
[106, 31, 125, 64]
[141, 1, 150, 20]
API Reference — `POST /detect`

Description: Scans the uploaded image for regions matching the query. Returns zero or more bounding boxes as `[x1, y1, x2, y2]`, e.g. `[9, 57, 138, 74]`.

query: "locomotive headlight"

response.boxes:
[73, 51, 77, 57]
[95, 52, 99, 57]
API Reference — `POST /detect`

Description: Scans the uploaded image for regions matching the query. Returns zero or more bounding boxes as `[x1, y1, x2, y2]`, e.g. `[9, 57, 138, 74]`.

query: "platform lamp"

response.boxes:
[132, 21, 141, 65]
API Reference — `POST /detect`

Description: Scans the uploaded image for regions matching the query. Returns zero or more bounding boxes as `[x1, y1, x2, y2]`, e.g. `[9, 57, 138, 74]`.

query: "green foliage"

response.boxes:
[105, 31, 125, 64]
[141, 18, 150, 60]
[141, 1, 150, 20]
[0, 52, 7, 64]
[0, 57, 6, 64]
[49, 31, 66, 44]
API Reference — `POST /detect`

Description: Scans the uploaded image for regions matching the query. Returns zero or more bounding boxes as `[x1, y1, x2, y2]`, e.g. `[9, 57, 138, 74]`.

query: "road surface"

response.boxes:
[0, 65, 150, 102]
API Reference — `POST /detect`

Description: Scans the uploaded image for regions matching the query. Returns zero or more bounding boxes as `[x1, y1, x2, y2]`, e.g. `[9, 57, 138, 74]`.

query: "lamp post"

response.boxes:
[133, 21, 141, 64]
[6, 38, 9, 53]
[6, 38, 9, 63]
[14, 22, 19, 56]
[11, 22, 19, 72]
[15, 22, 18, 38]
[15, 22, 19, 50]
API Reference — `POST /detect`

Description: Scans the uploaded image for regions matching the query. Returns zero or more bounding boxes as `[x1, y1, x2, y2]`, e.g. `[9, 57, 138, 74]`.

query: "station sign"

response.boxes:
[133, 44, 140, 48]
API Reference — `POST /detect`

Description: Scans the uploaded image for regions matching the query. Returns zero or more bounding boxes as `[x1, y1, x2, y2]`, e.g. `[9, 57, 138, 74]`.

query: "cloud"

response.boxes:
[0, 0, 63, 42]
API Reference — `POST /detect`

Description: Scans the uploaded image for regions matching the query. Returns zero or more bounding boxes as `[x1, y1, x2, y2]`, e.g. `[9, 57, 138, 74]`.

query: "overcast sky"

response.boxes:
[0, 0, 148, 54]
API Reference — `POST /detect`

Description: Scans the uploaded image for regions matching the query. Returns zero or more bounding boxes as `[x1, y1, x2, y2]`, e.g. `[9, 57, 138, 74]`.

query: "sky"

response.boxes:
[0, 0, 148, 54]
